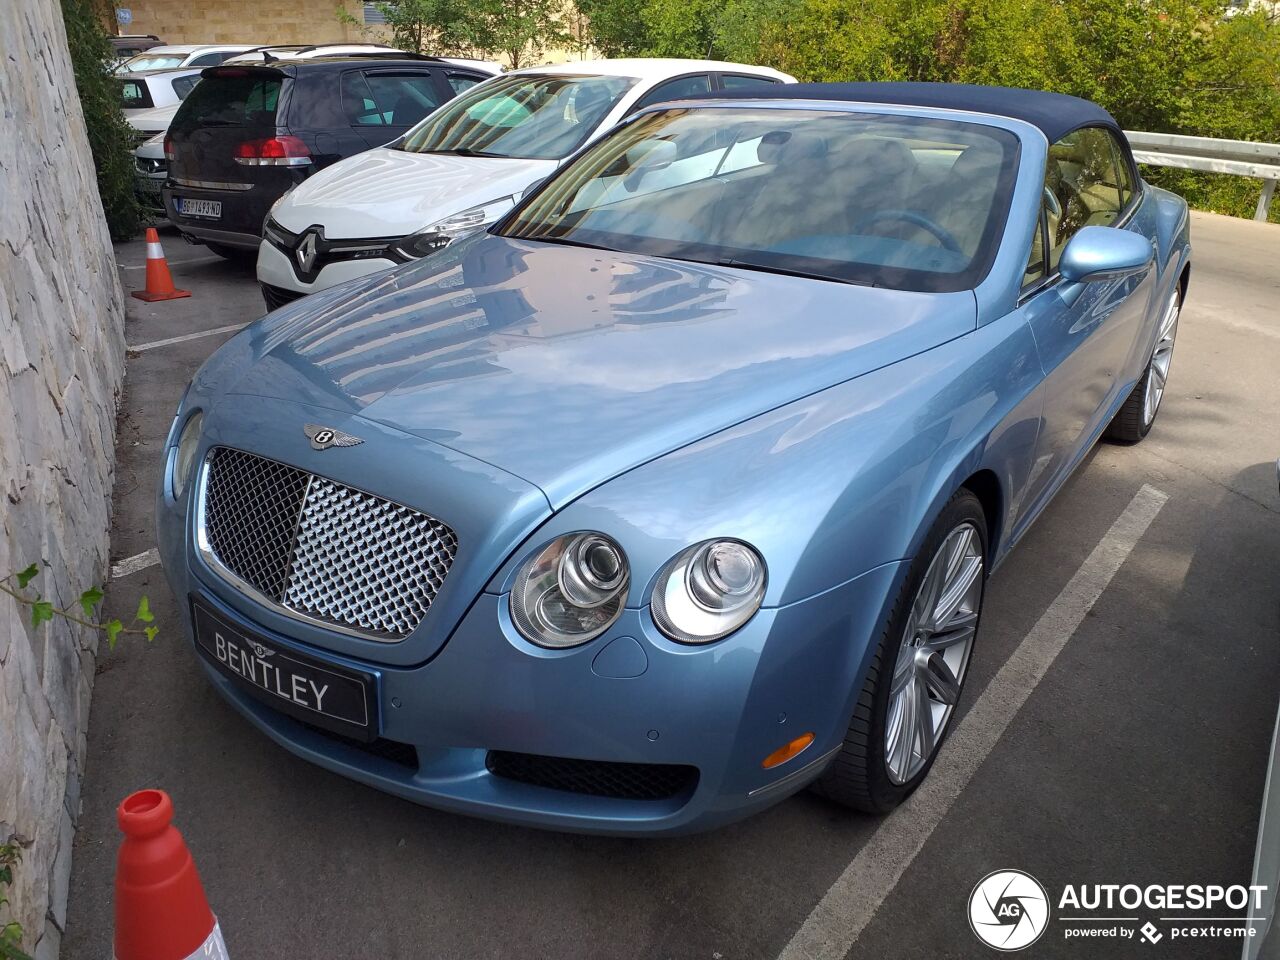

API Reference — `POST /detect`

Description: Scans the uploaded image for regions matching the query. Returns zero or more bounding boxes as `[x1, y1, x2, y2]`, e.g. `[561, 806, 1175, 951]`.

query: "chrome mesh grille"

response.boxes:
[199, 447, 458, 639]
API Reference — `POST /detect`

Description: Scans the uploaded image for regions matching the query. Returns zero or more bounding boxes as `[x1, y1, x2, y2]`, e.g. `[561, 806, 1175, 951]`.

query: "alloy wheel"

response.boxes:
[885, 521, 984, 785]
[1143, 290, 1180, 427]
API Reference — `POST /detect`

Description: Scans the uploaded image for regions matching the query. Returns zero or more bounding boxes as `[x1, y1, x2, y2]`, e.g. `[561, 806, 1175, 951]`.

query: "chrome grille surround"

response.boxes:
[195, 447, 458, 641]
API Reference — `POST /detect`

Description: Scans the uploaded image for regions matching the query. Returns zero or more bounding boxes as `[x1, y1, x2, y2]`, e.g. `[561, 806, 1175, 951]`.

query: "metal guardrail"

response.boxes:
[1125, 130, 1280, 222]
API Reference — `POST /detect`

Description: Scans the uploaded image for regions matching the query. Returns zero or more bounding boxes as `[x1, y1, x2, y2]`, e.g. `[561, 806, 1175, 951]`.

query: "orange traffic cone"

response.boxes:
[131, 228, 191, 302]
[115, 789, 229, 960]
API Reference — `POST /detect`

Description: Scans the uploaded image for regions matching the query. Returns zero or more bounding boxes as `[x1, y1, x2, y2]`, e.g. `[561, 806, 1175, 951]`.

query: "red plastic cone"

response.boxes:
[131, 228, 191, 302]
[115, 789, 229, 960]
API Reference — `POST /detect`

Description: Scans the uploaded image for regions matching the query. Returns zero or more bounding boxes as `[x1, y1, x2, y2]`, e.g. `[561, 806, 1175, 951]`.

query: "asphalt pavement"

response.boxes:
[64, 213, 1280, 959]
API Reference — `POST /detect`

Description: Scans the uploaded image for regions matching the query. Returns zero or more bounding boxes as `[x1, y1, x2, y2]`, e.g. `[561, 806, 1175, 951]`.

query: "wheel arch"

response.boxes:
[960, 468, 1004, 559]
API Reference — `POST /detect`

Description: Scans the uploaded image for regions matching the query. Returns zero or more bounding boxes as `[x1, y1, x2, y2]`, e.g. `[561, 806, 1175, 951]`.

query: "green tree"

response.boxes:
[337, 0, 477, 54]
[465, 0, 570, 68]
[61, 0, 139, 239]
[576, 0, 651, 55]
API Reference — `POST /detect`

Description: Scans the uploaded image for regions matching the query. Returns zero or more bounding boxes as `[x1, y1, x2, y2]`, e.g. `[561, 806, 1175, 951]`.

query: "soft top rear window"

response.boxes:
[169, 72, 282, 133]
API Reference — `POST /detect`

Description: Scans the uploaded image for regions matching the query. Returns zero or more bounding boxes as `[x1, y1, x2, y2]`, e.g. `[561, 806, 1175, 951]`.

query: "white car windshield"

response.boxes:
[122, 54, 188, 71]
[398, 74, 637, 161]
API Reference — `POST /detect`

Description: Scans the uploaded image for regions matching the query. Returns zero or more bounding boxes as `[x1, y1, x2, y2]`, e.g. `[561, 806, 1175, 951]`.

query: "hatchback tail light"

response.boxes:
[234, 136, 311, 167]
[163, 136, 174, 161]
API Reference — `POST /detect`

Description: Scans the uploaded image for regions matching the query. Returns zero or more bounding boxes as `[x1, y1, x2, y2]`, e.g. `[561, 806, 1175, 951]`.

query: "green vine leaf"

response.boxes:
[14, 565, 38, 589]
[79, 587, 104, 618]
[144, 626, 159, 643]
[135, 596, 154, 624]
[30, 602, 53, 629]
[106, 620, 124, 650]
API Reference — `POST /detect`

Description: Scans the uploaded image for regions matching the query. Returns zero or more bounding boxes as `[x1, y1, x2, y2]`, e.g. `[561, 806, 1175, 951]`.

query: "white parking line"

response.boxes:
[777, 483, 1169, 960]
[109, 548, 160, 580]
[128, 323, 247, 353]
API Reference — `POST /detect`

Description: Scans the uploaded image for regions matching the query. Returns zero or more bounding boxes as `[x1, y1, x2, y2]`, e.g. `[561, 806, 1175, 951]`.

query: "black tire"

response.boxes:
[1105, 288, 1180, 444]
[205, 242, 256, 263]
[811, 488, 988, 813]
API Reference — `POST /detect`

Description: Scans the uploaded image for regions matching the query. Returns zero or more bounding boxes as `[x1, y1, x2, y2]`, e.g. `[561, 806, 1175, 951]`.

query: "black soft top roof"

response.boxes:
[688, 81, 1124, 143]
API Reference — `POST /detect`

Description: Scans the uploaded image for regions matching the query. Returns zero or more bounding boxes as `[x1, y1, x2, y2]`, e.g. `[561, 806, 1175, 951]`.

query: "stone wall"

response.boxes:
[119, 0, 367, 45]
[0, 0, 127, 956]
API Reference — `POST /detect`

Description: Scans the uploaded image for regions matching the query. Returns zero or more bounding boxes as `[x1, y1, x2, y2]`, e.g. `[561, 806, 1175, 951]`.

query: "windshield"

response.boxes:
[398, 73, 637, 161]
[498, 107, 1020, 292]
[122, 54, 187, 71]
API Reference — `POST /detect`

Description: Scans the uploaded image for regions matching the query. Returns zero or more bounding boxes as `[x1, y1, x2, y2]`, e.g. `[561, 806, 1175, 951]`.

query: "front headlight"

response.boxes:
[651, 540, 766, 644]
[510, 532, 629, 648]
[171, 412, 203, 500]
[389, 195, 516, 261]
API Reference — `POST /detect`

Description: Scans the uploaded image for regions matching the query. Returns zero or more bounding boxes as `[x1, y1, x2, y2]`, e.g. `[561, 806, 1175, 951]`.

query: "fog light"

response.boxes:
[762, 732, 814, 769]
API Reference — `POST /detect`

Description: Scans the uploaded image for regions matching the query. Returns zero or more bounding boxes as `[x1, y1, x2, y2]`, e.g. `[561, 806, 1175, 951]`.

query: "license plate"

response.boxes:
[192, 602, 377, 740]
[177, 197, 221, 219]
[136, 178, 161, 195]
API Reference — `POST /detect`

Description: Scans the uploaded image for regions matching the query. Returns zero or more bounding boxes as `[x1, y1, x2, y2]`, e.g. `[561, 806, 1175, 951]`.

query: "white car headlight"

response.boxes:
[171, 411, 203, 500]
[651, 540, 766, 644]
[510, 533, 629, 648]
[389, 195, 516, 260]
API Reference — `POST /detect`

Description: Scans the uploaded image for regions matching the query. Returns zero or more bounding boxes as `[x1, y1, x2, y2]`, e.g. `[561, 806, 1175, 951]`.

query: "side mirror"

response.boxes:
[1058, 225, 1153, 283]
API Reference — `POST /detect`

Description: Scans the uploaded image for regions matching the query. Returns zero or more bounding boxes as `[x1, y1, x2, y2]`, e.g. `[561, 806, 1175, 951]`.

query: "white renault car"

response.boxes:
[256, 58, 794, 306]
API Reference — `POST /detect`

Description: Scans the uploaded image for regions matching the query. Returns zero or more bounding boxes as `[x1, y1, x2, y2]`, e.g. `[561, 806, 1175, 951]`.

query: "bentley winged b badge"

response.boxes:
[304, 423, 364, 451]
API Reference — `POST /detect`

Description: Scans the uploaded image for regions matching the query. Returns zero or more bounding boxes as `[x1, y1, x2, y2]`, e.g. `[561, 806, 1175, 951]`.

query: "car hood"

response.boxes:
[126, 103, 178, 130]
[271, 148, 557, 239]
[228, 235, 977, 507]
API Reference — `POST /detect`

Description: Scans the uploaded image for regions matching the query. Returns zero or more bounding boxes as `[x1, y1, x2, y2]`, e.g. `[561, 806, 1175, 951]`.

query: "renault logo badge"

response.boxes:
[296, 230, 319, 274]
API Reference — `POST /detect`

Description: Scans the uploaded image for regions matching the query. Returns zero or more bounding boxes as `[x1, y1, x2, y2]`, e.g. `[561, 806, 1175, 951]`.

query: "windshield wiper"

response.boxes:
[429, 147, 506, 158]
[515, 234, 617, 253]
[712, 256, 866, 286]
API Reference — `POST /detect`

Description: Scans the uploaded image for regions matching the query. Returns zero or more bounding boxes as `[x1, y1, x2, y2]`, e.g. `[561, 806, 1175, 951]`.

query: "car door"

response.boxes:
[341, 69, 445, 148]
[1017, 125, 1152, 512]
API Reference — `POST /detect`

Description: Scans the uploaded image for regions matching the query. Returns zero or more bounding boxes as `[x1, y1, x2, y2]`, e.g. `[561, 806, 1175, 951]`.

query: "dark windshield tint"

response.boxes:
[500, 107, 1020, 292]
[169, 73, 282, 132]
[398, 73, 636, 160]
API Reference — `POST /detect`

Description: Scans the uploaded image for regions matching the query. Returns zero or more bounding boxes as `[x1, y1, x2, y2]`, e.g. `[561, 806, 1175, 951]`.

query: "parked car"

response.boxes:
[115, 44, 258, 75]
[157, 83, 1189, 835]
[161, 55, 498, 261]
[110, 34, 164, 64]
[1242, 460, 1280, 960]
[118, 67, 204, 116]
[134, 133, 167, 216]
[222, 43, 409, 64]
[257, 58, 794, 307]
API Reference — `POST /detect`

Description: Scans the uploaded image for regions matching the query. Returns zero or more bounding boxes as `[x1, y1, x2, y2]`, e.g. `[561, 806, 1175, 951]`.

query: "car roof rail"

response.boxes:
[331, 51, 446, 61]
[292, 43, 402, 55]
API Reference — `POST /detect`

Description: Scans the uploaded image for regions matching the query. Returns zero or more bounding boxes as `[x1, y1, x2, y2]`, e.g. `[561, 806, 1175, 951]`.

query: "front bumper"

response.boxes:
[256, 234, 398, 296]
[156, 402, 901, 835]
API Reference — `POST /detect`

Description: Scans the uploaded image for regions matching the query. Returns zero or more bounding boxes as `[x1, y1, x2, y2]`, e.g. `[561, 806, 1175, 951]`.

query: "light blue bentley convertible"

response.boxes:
[157, 83, 1190, 834]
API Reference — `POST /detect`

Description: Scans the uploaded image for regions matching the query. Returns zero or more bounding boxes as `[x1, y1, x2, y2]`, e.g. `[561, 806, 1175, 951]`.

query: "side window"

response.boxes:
[341, 73, 383, 125]
[630, 74, 712, 113]
[1024, 193, 1048, 289]
[1110, 136, 1136, 208]
[189, 52, 224, 66]
[719, 74, 781, 90]
[344, 73, 442, 127]
[171, 75, 200, 100]
[1044, 126, 1128, 269]
[447, 73, 484, 96]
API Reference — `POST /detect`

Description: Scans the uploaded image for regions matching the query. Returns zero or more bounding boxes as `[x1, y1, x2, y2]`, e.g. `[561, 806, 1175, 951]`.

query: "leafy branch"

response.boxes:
[0, 844, 32, 960]
[0, 564, 157, 650]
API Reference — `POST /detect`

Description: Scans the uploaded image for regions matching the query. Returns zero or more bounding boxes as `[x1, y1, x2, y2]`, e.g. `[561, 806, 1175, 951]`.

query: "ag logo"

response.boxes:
[304, 423, 364, 450]
[968, 869, 1050, 951]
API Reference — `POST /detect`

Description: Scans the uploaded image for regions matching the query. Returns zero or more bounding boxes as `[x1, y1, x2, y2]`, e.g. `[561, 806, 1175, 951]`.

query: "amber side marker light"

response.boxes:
[762, 732, 815, 769]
